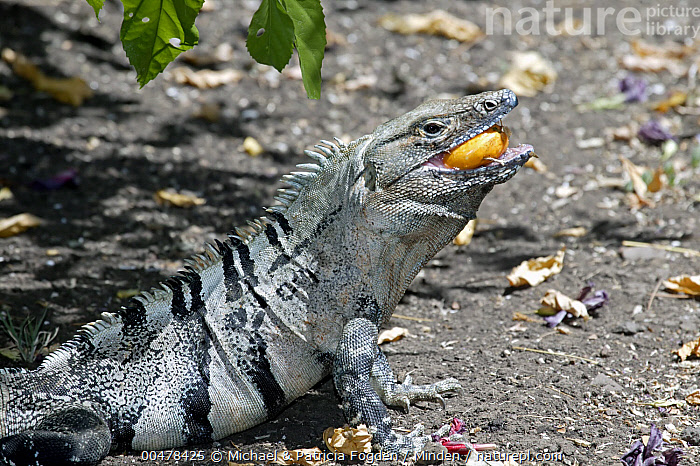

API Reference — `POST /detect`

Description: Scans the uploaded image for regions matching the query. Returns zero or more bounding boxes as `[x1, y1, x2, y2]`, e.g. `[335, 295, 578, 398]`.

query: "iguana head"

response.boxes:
[361, 89, 533, 229]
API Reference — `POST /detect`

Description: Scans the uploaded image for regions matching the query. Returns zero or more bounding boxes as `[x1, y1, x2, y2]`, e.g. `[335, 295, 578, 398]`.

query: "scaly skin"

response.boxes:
[0, 90, 532, 465]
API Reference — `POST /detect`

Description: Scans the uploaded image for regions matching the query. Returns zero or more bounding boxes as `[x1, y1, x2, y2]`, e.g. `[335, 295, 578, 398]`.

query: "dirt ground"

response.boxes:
[1, 0, 699, 465]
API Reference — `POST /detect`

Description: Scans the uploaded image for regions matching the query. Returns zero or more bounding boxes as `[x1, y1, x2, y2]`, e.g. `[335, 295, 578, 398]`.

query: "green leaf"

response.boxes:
[85, 0, 105, 19]
[119, 0, 204, 87]
[246, 0, 295, 72]
[284, 0, 325, 99]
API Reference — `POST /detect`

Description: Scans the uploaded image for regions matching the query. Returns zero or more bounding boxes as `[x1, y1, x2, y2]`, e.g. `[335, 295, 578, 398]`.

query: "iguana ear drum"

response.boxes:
[443, 124, 509, 170]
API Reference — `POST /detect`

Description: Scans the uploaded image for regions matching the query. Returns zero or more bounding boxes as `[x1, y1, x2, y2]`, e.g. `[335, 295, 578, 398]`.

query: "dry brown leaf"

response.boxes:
[282, 65, 303, 80]
[325, 29, 347, 48]
[524, 157, 547, 172]
[453, 219, 477, 246]
[631, 39, 694, 60]
[646, 167, 666, 193]
[619, 156, 653, 207]
[377, 327, 409, 344]
[625, 193, 647, 210]
[610, 124, 637, 141]
[566, 438, 592, 448]
[154, 189, 206, 208]
[506, 247, 565, 287]
[512, 312, 539, 323]
[181, 43, 233, 66]
[338, 74, 377, 92]
[323, 425, 372, 454]
[539, 289, 589, 319]
[0, 187, 13, 202]
[686, 390, 700, 406]
[33, 75, 93, 106]
[0, 213, 42, 238]
[2, 48, 93, 106]
[675, 336, 700, 362]
[653, 91, 687, 113]
[554, 18, 584, 36]
[378, 10, 483, 43]
[499, 52, 557, 97]
[271, 447, 325, 466]
[508, 322, 528, 332]
[170, 67, 243, 88]
[619, 54, 686, 76]
[193, 102, 221, 122]
[553, 227, 587, 238]
[595, 176, 626, 189]
[664, 275, 700, 297]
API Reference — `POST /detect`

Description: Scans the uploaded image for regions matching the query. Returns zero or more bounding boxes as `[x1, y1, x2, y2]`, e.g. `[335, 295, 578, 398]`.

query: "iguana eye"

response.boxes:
[483, 99, 498, 111]
[421, 121, 446, 137]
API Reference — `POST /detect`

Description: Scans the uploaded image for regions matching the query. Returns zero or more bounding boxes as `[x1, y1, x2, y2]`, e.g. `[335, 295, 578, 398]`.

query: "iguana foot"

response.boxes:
[0, 406, 110, 466]
[376, 423, 429, 454]
[333, 318, 460, 453]
[382, 374, 461, 412]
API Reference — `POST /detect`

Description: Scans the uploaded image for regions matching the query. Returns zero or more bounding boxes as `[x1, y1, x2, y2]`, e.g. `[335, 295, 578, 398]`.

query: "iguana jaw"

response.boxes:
[423, 141, 533, 171]
[394, 123, 534, 220]
[421, 124, 533, 182]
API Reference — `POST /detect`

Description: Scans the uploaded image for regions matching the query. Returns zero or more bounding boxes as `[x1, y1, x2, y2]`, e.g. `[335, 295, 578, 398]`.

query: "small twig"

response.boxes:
[621, 240, 700, 258]
[392, 314, 433, 322]
[634, 398, 684, 408]
[512, 346, 600, 364]
[521, 414, 563, 420]
[647, 278, 663, 312]
[549, 385, 576, 399]
[461, 274, 507, 285]
[536, 331, 560, 342]
[653, 292, 691, 300]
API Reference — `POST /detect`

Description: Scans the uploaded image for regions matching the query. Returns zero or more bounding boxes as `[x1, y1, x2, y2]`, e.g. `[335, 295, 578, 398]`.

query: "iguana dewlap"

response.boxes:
[0, 90, 533, 465]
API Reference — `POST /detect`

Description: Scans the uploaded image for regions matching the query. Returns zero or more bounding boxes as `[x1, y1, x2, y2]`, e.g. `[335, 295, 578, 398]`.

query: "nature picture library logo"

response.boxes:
[485, 1, 700, 38]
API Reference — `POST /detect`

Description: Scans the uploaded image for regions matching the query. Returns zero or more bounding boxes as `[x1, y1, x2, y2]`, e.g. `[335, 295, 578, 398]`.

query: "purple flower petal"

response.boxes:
[620, 440, 644, 466]
[583, 290, 609, 312]
[662, 448, 683, 466]
[544, 310, 569, 328]
[644, 424, 663, 458]
[577, 282, 594, 301]
[638, 120, 674, 145]
[621, 424, 683, 466]
[619, 75, 648, 103]
[30, 168, 79, 190]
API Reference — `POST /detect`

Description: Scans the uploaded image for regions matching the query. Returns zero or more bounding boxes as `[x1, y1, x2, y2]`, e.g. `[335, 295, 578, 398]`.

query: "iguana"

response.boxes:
[0, 89, 533, 465]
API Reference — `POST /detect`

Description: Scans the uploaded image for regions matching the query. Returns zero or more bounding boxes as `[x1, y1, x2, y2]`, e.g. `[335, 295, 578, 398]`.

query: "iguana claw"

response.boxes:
[385, 376, 462, 412]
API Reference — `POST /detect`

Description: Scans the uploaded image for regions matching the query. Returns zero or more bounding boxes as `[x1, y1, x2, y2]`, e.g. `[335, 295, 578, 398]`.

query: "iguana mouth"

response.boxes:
[422, 123, 534, 173]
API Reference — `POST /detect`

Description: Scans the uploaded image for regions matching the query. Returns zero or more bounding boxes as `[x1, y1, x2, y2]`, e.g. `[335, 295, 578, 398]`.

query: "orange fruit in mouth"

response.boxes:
[443, 125, 509, 170]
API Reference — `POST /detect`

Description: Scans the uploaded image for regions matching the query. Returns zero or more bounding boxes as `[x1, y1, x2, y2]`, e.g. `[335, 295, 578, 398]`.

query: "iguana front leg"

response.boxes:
[333, 318, 460, 453]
